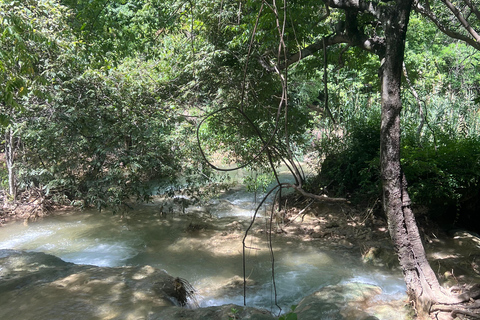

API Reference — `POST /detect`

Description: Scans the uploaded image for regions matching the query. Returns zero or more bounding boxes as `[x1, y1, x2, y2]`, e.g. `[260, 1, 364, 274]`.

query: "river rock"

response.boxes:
[0, 249, 193, 320]
[295, 282, 409, 320]
[148, 304, 275, 320]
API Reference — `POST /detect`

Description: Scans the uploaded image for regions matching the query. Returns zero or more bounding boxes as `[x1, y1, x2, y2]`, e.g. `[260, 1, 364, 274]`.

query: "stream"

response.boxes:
[0, 183, 408, 318]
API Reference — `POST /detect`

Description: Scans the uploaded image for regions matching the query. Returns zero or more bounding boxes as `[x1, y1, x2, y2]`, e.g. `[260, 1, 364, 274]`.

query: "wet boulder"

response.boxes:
[0, 250, 194, 320]
[295, 282, 410, 320]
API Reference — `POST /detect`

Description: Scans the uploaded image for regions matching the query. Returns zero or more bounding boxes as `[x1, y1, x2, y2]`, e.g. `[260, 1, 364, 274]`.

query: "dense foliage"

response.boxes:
[311, 17, 480, 226]
[1, 0, 479, 226]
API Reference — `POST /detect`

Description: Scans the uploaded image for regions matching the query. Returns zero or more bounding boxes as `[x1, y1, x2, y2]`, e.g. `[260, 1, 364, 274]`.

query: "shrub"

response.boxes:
[314, 103, 480, 229]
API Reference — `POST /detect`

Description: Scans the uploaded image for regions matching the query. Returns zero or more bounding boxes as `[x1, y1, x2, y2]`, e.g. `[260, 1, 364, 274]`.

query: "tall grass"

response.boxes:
[311, 90, 480, 228]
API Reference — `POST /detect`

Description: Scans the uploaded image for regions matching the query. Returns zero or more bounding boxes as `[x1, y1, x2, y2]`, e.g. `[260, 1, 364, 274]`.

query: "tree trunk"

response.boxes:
[5, 126, 16, 201]
[379, 0, 446, 317]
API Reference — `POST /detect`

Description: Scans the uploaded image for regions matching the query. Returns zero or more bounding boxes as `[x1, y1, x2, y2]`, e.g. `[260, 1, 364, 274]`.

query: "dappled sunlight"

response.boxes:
[0, 251, 184, 320]
[166, 232, 272, 257]
[0, 189, 411, 317]
[428, 251, 461, 260]
[281, 248, 334, 267]
[132, 265, 156, 279]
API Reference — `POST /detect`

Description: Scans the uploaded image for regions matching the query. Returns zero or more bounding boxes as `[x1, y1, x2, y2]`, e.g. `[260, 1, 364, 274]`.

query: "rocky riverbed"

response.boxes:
[1, 195, 479, 320]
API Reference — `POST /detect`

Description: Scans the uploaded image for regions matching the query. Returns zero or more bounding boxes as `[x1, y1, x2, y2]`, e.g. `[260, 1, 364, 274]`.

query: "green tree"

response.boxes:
[197, 0, 480, 318]
[0, 0, 71, 200]
[60, 0, 178, 65]
[1, 0, 214, 209]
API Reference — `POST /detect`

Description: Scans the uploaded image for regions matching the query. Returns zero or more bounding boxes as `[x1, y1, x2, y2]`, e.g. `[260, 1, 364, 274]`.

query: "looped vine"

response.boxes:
[194, 1, 313, 315]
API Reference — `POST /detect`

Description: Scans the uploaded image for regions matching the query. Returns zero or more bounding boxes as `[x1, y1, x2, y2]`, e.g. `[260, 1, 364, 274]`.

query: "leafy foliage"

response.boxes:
[1, 0, 479, 221]
[313, 105, 381, 202]
[0, 0, 216, 209]
[315, 90, 480, 226]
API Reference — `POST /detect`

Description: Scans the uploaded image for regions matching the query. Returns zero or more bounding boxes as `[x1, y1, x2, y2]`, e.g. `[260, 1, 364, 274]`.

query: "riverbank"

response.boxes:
[2, 188, 479, 286]
[1, 189, 479, 319]
[0, 188, 55, 225]
[281, 196, 480, 288]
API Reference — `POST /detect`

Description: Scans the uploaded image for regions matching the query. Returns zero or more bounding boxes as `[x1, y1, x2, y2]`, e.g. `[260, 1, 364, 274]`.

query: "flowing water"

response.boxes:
[0, 184, 407, 316]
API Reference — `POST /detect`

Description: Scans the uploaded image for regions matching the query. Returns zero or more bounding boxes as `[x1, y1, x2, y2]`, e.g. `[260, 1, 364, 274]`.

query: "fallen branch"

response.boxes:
[283, 200, 314, 227]
[288, 184, 347, 203]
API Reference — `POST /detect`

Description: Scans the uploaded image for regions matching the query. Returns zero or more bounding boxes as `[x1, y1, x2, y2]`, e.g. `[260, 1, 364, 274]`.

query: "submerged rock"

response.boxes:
[148, 304, 275, 320]
[0, 250, 193, 320]
[0, 250, 277, 320]
[295, 282, 410, 320]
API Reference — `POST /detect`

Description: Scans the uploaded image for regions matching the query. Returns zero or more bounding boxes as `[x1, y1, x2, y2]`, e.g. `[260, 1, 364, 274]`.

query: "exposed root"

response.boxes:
[452, 309, 480, 319]
[431, 303, 480, 320]
[429, 285, 480, 320]
[1, 188, 53, 224]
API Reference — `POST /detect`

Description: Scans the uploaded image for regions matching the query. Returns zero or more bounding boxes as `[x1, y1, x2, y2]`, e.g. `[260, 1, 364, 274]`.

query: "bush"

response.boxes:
[314, 104, 480, 229]
[313, 108, 381, 203]
[401, 133, 480, 226]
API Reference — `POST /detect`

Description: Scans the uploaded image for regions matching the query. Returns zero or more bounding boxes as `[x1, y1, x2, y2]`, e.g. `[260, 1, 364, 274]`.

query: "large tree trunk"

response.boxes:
[379, 0, 447, 317]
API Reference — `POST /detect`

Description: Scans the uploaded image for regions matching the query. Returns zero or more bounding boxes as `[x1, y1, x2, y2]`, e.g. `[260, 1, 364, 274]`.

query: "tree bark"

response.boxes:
[5, 126, 17, 201]
[379, 0, 446, 316]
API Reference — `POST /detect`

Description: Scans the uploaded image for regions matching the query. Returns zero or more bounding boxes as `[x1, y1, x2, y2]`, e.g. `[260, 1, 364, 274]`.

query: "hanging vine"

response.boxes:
[195, 0, 346, 314]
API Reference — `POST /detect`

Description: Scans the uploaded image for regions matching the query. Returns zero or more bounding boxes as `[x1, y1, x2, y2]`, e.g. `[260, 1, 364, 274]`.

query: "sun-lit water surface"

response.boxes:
[0, 185, 406, 313]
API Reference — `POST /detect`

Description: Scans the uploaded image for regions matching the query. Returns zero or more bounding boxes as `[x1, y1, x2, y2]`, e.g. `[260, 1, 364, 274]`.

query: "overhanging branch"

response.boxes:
[414, 0, 480, 51]
[323, 0, 379, 17]
[440, 0, 480, 42]
[278, 34, 385, 70]
[464, 0, 480, 21]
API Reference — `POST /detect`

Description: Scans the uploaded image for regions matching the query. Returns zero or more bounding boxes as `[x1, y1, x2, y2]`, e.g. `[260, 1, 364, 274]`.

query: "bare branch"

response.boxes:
[414, 0, 480, 50]
[440, 0, 480, 42]
[288, 184, 347, 203]
[464, 0, 480, 21]
[278, 34, 384, 70]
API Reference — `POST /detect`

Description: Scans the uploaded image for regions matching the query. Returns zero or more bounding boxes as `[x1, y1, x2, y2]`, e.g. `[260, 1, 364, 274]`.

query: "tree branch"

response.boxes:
[414, 0, 480, 51]
[323, 0, 379, 17]
[288, 184, 347, 203]
[440, 0, 480, 42]
[464, 0, 480, 21]
[278, 34, 385, 70]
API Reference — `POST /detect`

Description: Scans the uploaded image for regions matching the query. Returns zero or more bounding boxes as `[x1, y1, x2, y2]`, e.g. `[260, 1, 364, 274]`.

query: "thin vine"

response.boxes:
[195, 0, 345, 314]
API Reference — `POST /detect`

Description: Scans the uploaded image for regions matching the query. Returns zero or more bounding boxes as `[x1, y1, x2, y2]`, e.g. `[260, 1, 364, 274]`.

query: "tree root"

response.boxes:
[409, 284, 480, 319]
[431, 297, 480, 319]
